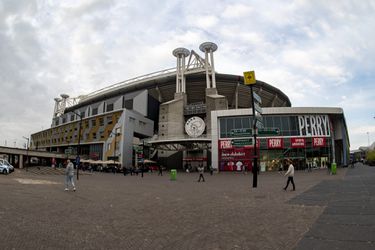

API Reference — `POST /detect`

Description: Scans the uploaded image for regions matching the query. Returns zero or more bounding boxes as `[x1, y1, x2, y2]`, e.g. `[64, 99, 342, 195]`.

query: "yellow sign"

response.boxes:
[243, 71, 256, 85]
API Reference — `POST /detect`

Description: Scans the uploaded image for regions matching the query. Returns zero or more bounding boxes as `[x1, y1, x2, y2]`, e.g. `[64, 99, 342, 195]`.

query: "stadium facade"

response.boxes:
[30, 42, 350, 171]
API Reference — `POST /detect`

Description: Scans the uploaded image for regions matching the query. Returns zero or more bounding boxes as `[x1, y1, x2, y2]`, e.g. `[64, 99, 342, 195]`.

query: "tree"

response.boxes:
[366, 150, 375, 166]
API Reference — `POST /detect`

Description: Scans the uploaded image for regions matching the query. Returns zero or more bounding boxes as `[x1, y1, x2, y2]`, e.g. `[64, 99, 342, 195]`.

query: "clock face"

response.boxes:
[185, 116, 205, 138]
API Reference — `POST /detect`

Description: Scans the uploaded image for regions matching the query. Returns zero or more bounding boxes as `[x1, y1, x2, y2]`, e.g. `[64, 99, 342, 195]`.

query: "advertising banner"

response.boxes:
[290, 138, 306, 148]
[312, 137, 326, 147]
[298, 115, 330, 137]
[219, 140, 256, 171]
[267, 138, 284, 149]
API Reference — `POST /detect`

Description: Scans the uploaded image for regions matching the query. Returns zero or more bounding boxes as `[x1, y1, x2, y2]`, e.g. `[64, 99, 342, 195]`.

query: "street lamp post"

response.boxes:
[22, 136, 29, 171]
[72, 111, 82, 180]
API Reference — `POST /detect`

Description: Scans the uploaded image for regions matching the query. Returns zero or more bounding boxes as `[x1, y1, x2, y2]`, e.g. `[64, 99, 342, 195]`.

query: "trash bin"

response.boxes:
[331, 162, 337, 175]
[170, 169, 177, 181]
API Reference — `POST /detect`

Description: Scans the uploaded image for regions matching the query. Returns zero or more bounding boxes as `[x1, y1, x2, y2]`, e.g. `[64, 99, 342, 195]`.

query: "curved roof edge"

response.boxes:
[65, 71, 291, 112]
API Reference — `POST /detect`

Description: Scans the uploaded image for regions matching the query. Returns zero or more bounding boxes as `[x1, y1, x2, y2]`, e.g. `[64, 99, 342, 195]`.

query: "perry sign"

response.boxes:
[298, 115, 330, 137]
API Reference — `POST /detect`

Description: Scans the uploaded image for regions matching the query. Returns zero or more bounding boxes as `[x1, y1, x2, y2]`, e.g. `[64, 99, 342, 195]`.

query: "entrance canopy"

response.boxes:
[149, 138, 211, 151]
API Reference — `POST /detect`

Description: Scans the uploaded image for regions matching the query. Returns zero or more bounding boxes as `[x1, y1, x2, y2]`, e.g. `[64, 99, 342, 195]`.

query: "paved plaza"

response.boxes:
[0, 165, 374, 250]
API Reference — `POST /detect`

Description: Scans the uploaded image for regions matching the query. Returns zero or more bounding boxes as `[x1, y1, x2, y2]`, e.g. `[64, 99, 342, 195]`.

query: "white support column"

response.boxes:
[173, 48, 190, 95]
[182, 55, 186, 93]
[176, 57, 179, 93]
[205, 51, 210, 88]
[199, 42, 218, 89]
[210, 49, 216, 88]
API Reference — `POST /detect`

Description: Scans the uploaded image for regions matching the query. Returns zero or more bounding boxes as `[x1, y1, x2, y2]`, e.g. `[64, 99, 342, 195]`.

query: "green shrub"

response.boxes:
[367, 150, 375, 165]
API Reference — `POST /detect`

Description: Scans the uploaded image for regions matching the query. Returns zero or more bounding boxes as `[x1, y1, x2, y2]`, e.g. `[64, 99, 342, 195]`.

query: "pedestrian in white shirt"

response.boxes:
[65, 159, 76, 192]
[283, 160, 295, 191]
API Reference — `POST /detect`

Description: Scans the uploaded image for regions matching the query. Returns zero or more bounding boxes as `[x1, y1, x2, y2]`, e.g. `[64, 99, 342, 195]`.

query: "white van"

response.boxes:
[0, 159, 14, 174]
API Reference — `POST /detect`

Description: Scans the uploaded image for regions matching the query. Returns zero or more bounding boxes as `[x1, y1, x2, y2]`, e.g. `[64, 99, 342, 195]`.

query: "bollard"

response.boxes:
[331, 162, 337, 175]
[170, 169, 177, 181]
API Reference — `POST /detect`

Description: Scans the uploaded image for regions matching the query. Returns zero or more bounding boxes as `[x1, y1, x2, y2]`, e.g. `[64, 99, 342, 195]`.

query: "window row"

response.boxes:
[219, 115, 304, 138]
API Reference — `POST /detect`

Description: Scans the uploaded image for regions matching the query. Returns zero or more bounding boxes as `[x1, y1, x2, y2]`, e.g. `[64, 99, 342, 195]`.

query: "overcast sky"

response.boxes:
[0, 0, 374, 150]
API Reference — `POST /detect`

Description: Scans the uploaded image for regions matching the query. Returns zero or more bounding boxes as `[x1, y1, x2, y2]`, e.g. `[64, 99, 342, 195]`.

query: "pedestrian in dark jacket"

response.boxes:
[158, 165, 163, 176]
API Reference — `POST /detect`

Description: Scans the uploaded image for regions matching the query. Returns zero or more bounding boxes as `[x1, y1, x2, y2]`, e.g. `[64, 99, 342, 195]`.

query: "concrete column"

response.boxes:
[182, 55, 186, 93]
[173, 48, 190, 95]
[19, 154, 24, 169]
[176, 57, 180, 93]
[205, 51, 210, 88]
[210, 49, 216, 88]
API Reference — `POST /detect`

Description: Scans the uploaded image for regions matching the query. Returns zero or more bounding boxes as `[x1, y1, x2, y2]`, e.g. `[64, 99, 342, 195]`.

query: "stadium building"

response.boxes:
[30, 42, 350, 171]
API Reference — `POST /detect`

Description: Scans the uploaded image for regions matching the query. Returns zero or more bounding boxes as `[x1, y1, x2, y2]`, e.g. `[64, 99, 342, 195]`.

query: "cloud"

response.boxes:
[0, 0, 375, 151]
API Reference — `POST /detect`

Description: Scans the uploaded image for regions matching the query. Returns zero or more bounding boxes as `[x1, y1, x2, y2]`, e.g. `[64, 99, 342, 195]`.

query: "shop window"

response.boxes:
[281, 116, 290, 136]
[274, 116, 282, 130]
[234, 117, 242, 128]
[263, 116, 273, 128]
[242, 117, 250, 129]
[226, 118, 234, 133]
[220, 119, 226, 138]
[289, 116, 299, 136]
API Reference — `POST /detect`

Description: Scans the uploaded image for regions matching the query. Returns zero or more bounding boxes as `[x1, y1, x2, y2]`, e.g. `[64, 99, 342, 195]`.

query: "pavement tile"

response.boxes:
[296, 237, 375, 250]
[3, 165, 375, 250]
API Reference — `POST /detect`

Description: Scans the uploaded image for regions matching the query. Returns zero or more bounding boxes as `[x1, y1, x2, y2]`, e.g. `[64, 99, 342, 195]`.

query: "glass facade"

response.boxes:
[218, 115, 333, 172]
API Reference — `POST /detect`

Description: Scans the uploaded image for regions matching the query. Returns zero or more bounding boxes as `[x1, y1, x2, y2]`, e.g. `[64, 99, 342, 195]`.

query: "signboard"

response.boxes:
[230, 128, 252, 137]
[231, 138, 254, 147]
[75, 156, 80, 165]
[254, 103, 263, 114]
[258, 128, 280, 135]
[313, 137, 326, 147]
[298, 115, 330, 137]
[218, 145, 255, 171]
[267, 138, 284, 149]
[253, 92, 262, 104]
[255, 119, 264, 129]
[220, 140, 233, 149]
[243, 71, 256, 85]
[290, 138, 306, 148]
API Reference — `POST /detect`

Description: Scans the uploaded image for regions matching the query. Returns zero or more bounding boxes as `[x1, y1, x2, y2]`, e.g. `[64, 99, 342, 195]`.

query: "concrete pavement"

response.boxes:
[294, 163, 375, 250]
[0, 165, 373, 249]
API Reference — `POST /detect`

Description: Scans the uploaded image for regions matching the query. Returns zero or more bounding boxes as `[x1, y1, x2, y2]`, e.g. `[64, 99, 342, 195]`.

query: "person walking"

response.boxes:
[65, 159, 76, 192]
[197, 165, 205, 182]
[283, 159, 295, 191]
[158, 164, 163, 176]
[209, 165, 213, 176]
[140, 164, 144, 178]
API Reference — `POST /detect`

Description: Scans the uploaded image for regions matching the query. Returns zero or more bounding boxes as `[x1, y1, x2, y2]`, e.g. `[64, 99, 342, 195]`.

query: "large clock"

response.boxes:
[185, 116, 205, 137]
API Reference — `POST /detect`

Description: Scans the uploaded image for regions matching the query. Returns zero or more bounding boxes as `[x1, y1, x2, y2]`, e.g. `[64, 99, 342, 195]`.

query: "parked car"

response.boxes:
[0, 159, 14, 174]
